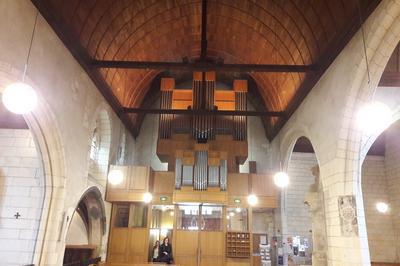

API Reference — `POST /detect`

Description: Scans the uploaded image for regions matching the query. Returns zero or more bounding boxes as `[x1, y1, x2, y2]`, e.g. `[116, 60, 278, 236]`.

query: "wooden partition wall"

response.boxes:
[105, 166, 278, 266]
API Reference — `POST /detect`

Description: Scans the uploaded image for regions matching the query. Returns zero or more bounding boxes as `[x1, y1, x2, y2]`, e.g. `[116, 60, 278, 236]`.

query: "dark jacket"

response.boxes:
[159, 243, 173, 261]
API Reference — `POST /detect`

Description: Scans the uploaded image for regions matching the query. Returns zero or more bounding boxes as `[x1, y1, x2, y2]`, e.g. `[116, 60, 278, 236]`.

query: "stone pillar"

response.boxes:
[305, 165, 327, 266]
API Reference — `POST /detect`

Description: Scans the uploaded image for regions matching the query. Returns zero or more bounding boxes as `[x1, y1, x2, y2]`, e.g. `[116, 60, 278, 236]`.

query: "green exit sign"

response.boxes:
[160, 196, 168, 201]
[234, 198, 241, 203]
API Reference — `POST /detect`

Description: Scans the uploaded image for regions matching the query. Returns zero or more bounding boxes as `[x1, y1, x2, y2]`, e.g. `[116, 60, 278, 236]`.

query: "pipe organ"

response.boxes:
[158, 72, 248, 191]
[106, 73, 278, 265]
[158, 72, 248, 142]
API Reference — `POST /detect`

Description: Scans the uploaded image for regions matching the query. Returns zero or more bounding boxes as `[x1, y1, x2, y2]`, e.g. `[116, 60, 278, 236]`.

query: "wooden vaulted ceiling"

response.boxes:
[32, 0, 380, 140]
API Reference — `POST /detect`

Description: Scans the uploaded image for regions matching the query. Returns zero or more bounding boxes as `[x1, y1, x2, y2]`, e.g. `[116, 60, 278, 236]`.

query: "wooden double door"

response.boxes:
[173, 204, 225, 266]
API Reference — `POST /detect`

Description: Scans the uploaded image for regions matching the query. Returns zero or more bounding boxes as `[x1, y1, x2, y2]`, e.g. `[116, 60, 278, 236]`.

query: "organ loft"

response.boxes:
[105, 71, 278, 266]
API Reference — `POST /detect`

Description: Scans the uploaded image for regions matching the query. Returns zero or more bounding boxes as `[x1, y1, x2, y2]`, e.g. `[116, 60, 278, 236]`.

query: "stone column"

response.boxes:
[305, 165, 327, 266]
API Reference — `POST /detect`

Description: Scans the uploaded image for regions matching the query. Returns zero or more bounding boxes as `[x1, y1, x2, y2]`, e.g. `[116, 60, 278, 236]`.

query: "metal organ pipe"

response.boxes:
[159, 88, 173, 139]
[219, 160, 227, 191]
[175, 158, 182, 189]
[194, 151, 208, 190]
[234, 82, 247, 141]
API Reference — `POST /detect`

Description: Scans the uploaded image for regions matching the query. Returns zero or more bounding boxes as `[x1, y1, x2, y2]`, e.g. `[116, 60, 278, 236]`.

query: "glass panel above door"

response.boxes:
[201, 205, 223, 231]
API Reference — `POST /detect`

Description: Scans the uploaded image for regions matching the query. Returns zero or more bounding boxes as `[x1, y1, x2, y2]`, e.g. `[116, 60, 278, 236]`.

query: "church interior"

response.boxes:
[1, 0, 400, 266]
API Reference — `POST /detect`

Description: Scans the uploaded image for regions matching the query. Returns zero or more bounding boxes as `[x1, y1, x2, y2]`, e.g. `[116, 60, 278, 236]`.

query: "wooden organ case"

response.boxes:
[105, 72, 278, 266]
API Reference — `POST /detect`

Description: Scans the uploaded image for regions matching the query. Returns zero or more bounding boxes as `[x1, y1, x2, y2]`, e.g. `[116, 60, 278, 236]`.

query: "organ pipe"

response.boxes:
[175, 158, 182, 189]
[159, 78, 174, 139]
[194, 150, 208, 190]
[192, 72, 215, 141]
[219, 159, 227, 191]
[182, 165, 194, 186]
[233, 80, 248, 141]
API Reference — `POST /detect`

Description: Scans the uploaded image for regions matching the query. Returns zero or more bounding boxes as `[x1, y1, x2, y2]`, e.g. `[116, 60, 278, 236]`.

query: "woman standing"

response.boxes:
[152, 240, 160, 262]
[159, 237, 173, 264]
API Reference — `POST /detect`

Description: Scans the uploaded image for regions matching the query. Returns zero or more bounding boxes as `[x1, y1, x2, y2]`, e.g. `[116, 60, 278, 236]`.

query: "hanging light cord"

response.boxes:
[357, 1, 371, 86]
[23, 11, 39, 82]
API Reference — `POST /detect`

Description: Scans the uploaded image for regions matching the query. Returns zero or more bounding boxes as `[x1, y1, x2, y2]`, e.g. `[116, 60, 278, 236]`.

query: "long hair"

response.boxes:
[153, 240, 160, 250]
[162, 237, 169, 245]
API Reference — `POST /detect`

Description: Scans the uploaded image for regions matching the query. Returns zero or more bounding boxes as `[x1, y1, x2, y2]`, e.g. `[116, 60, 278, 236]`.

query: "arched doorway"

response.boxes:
[63, 187, 106, 265]
[282, 136, 326, 266]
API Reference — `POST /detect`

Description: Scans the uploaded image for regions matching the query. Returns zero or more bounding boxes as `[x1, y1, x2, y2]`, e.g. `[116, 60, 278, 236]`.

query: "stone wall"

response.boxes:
[0, 129, 43, 265]
[285, 152, 317, 239]
[0, 1, 137, 264]
[362, 155, 397, 263]
[65, 213, 89, 245]
[385, 123, 400, 261]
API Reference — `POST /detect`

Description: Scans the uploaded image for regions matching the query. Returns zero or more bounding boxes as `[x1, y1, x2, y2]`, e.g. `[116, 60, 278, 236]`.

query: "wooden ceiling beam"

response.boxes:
[200, 0, 208, 61]
[123, 107, 285, 117]
[89, 60, 317, 73]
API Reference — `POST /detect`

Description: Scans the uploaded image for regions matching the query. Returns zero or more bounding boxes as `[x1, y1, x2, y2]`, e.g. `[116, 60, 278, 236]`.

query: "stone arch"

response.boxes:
[336, 1, 400, 192]
[280, 133, 326, 265]
[88, 106, 112, 187]
[0, 63, 68, 265]
[360, 118, 400, 264]
[63, 186, 106, 263]
[279, 126, 321, 172]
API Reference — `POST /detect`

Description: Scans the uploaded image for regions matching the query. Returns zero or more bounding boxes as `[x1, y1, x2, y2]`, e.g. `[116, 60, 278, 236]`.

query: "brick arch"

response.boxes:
[0, 64, 68, 265]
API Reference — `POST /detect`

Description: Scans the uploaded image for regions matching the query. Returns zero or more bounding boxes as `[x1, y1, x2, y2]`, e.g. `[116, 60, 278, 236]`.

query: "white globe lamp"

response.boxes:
[143, 192, 153, 203]
[2, 82, 37, 114]
[376, 202, 389, 213]
[247, 194, 258, 206]
[357, 101, 392, 135]
[273, 171, 290, 188]
[107, 169, 124, 185]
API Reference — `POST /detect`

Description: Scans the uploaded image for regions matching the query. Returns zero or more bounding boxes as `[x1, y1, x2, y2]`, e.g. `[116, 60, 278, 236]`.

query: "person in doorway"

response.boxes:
[159, 237, 173, 264]
[152, 240, 160, 262]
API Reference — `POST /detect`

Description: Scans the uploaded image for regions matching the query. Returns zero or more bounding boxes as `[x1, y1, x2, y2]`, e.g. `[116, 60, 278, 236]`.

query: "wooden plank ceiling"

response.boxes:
[32, 0, 380, 140]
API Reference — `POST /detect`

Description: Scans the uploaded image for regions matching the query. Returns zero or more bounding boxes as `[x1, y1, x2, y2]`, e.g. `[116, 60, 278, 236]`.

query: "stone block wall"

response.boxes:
[0, 129, 44, 265]
[362, 155, 397, 262]
[285, 152, 317, 239]
[384, 123, 400, 261]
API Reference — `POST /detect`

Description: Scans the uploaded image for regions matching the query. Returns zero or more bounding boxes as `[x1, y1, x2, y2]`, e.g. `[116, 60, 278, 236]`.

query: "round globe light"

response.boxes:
[2, 82, 38, 114]
[376, 202, 389, 213]
[357, 101, 392, 135]
[107, 169, 123, 185]
[226, 215, 230, 220]
[273, 171, 290, 188]
[229, 211, 235, 217]
[143, 192, 153, 203]
[235, 207, 241, 213]
[247, 194, 258, 206]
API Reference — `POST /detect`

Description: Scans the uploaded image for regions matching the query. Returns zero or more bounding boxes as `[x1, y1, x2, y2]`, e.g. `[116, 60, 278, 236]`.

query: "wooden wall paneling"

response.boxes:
[174, 230, 199, 266]
[127, 228, 148, 263]
[200, 231, 225, 266]
[129, 166, 149, 191]
[228, 174, 249, 196]
[153, 171, 174, 204]
[107, 228, 129, 263]
[250, 174, 277, 197]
